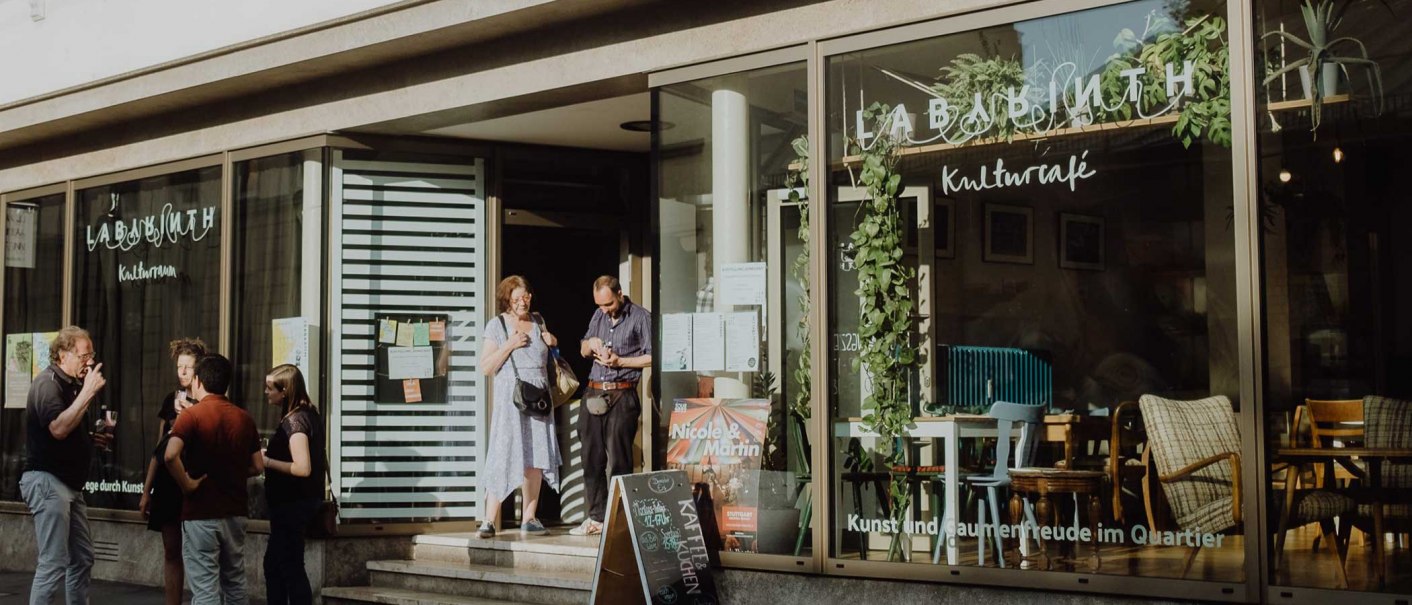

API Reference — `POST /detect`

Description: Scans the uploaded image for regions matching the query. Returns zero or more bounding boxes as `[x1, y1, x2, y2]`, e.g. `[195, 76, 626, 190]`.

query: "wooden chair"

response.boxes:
[1108, 401, 1147, 526]
[963, 401, 1044, 567]
[1305, 399, 1366, 487]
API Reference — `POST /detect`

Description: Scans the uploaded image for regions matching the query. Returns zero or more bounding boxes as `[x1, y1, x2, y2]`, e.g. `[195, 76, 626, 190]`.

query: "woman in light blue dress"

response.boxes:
[477, 275, 562, 537]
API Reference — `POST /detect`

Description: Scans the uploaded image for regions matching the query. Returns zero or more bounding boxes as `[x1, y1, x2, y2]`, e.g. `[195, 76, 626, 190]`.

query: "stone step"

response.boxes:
[368, 559, 592, 605]
[412, 532, 600, 575]
[322, 586, 532, 605]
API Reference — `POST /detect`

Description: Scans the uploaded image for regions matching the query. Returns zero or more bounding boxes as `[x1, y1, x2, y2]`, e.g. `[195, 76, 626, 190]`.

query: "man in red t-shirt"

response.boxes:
[164, 354, 262, 605]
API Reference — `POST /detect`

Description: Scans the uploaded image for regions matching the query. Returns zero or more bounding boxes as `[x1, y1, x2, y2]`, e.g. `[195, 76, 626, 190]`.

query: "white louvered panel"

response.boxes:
[342, 219, 477, 235]
[331, 157, 486, 525]
[340, 160, 481, 175]
[343, 204, 478, 221]
[342, 249, 478, 264]
[338, 507, 480, 519]
[342, 476, 479, 489]
[343, 174, 477, 191]
[339, 445, 477, 457]
[341, 491, 478, 503]
[342, 264, 479, 279]
[342, 279, 479, 293]
[342, 234, 478, 250]
[340, 294, 478, 308]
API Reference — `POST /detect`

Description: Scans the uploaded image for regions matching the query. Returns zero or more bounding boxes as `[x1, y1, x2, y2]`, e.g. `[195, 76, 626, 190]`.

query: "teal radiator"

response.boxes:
[936, 345, 1052, 413]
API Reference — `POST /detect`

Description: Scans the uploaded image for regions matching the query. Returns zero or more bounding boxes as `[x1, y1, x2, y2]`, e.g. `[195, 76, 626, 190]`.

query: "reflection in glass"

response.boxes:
[1257, 0, 1412, 593]
[826, 0, 1244, 579]
[73, 166, 223, 511]
[0, 193, 66, 502]
[657, 63, 813, 556]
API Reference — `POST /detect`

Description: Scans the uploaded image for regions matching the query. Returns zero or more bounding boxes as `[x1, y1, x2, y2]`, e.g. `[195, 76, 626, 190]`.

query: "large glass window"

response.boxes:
[656, 62, 814, 558]
[233, 150, 325, 519]
[1256, 0, 1412, 593]
[826, 0, 1244, 581]
[73, 166, 223, 510]
[1, 192, 66, 502]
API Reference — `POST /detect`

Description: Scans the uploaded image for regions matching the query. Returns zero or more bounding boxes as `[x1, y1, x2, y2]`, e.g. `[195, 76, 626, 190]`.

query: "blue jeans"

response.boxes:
[19, 471, 94, 605]
[182, 517, 249, 605]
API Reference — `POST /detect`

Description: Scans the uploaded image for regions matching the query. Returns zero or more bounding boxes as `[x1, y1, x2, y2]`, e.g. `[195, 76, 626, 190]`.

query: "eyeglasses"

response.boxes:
[73, 352, 95, 362]
[512, 293, 534, 303]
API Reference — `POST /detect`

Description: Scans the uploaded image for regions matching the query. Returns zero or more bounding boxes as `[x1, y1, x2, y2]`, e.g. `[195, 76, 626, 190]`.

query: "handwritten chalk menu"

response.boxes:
[590, 470, 719, 605]
[373, 313, 449, 404]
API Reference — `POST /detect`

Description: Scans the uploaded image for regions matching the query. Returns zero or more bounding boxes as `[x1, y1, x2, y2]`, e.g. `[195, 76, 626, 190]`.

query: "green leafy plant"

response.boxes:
[847, 103, 918, 561]
[930, 54, 1027, 142]
[1261, 0, 1385, 133]
[1098, 10, 1232, 148]
[787, 135, 812, 423]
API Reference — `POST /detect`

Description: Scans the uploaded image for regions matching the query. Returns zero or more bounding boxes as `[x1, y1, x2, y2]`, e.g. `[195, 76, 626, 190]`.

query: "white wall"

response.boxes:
[0, 0, 402, 105]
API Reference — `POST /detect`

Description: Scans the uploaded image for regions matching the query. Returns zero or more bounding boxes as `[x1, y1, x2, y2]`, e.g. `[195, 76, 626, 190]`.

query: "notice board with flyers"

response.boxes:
[373, 313, 450, 404]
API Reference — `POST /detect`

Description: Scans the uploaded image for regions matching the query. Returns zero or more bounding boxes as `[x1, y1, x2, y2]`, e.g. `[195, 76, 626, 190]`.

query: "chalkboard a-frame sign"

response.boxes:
[589, 470, 719, 605]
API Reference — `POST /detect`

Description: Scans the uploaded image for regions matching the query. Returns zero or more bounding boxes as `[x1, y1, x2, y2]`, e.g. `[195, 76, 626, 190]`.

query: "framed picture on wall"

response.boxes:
[983, 203, 1033, 264]
[1059, 213, 1105, 270]
[935, 197, 955, 259]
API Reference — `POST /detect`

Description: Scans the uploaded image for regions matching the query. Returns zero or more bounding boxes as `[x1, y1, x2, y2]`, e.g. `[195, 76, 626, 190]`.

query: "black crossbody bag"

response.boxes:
[499, 316, 552, 417]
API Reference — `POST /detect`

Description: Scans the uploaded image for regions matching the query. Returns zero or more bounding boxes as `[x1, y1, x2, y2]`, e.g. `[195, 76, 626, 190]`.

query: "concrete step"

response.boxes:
[322, 586, 532, 605]
[368, 559, 592, 605]
[412, 532, 600, 575]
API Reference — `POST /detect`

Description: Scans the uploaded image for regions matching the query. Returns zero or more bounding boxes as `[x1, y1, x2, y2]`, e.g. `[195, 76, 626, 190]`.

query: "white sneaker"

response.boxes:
[568, 519, 602, 536]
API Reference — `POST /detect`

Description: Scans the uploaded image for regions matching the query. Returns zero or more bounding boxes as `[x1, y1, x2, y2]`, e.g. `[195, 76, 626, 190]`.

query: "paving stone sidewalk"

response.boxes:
[0, 570, 165, 605]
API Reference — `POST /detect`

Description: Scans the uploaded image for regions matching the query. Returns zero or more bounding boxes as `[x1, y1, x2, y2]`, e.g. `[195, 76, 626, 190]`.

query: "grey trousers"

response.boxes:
[182, 517, 249, 605]
[19, 470, 94, 605]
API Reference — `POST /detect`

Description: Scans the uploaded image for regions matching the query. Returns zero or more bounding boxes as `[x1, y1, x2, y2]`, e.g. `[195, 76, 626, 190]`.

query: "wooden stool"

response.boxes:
[1008, 468, 1106, 571]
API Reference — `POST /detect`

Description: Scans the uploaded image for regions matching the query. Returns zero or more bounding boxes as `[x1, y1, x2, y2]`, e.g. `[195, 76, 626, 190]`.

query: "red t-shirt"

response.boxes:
[170, 394, 260, 520]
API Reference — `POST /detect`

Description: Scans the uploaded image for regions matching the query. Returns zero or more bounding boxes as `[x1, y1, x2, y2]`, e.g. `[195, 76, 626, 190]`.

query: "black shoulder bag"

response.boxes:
[499, 316, 552, 417]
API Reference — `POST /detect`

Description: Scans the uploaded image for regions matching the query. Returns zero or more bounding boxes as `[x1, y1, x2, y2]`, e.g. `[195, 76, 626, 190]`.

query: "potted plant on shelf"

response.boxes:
[1261, 0, 1385, 132]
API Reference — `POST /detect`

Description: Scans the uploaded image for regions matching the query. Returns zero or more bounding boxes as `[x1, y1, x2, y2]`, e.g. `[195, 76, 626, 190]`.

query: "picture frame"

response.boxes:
[1059, 213, 1105, 271]
[983, 203, 1033, 264]
[935, 197, 955, 259]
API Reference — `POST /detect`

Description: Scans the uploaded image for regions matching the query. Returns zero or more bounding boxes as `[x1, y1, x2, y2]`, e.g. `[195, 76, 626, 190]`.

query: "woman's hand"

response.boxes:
[541, 330, 558, 348]
[509, 330, 531, 350]
[139, 493, 151, 517]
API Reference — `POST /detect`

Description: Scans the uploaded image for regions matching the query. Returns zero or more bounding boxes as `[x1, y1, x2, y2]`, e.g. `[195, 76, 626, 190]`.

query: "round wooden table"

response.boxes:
[1008, 468, 1106, 571]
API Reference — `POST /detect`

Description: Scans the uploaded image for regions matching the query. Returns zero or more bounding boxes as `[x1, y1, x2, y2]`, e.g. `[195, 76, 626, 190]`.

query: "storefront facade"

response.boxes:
[0, 0, 1409, 602]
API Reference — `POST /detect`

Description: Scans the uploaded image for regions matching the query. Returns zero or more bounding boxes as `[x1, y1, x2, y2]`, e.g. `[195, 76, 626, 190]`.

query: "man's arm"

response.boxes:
[163, 435, 204, 495]
[249, 450, 265, 478]
[47, 363, 106, 440]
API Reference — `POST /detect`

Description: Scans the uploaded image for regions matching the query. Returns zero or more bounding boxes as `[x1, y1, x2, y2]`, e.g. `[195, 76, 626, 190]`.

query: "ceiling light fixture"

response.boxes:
[1278, 169, 1292, 183]
[1333, 147, 1345, 164]
[620, 120, 673, 132]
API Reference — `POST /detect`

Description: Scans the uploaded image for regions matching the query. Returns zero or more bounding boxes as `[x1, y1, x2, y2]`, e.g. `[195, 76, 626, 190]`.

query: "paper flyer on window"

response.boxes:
[665, 397, 771, 552]
[5, 334, 33, 409]
[271, 317, 310, 378]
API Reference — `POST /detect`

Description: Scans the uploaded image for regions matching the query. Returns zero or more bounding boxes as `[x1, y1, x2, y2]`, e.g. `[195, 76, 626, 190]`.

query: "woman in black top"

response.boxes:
[138, 337, 206, 605]
[261, 363, 325, 605]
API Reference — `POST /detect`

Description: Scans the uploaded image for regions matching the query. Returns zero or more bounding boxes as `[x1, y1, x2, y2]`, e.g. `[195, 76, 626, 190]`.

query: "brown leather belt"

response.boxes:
[589, 380, 637, 391]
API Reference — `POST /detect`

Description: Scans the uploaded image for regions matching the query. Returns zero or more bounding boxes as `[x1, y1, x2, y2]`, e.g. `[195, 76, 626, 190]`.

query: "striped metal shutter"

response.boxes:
[329, 152, 488, 522]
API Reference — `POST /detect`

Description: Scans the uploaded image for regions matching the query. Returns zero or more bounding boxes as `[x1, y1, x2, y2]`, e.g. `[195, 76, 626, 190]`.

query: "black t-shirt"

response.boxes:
[24, 365, 92, 491]
[158, 392, 177, 431]
[265, 406, 325, 506]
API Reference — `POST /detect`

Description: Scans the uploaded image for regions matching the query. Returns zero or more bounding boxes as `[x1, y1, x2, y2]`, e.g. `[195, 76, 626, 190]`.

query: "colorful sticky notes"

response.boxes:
[403, 378, 422, 403]
[395, 322, 414, 347]
[429, 320, 446, 342]
[378, 319, 397, 344]
[413, 322, 430, 347]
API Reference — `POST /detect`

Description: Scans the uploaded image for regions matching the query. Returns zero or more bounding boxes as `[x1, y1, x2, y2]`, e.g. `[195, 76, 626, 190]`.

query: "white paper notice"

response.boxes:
[720, 262, 767, 307]
[661, 313, 693, 372]
[387, 346, 434, 380]
[5, 205, 36, 269]
[725, 312, 760, 372]
[691, 313, 725, 372]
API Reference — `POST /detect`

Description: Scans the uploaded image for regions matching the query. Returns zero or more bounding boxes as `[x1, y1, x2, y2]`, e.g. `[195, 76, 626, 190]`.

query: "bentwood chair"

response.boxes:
[1305, 399, 1366, 487]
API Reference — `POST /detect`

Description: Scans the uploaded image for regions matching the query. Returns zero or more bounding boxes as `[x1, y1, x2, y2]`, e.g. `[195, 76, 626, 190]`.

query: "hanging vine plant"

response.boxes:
[787, 134, 812, 423]
[847, 102, 918, 561]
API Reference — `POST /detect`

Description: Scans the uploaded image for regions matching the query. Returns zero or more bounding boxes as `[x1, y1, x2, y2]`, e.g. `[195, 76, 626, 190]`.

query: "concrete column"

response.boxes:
[712, 84, 750, 399]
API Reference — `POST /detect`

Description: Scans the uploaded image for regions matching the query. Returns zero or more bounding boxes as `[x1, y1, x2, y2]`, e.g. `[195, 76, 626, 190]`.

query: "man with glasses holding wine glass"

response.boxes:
[20, 325, 108, 605]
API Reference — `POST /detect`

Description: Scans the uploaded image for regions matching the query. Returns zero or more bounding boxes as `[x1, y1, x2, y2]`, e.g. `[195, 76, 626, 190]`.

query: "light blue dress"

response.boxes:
[482, 315, 562, 504]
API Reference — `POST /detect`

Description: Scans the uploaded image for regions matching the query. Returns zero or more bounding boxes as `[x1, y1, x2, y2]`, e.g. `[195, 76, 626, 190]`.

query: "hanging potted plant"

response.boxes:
[1261, 0, 1385, 132]
[847, 103, 918, 562]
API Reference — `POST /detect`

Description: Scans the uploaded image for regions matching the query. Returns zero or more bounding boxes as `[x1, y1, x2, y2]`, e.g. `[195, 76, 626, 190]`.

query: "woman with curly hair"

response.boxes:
[139, 337, 207, 605]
